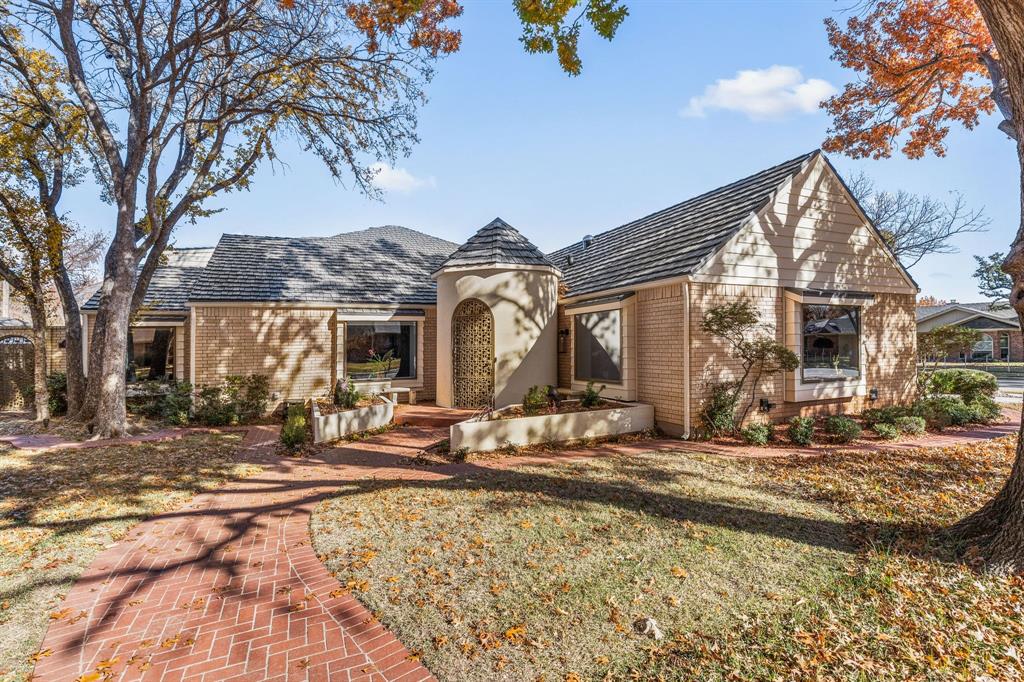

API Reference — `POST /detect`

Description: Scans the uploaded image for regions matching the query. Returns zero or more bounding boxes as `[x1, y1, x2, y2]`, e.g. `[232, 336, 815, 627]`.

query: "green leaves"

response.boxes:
[514, 0, 629, 76]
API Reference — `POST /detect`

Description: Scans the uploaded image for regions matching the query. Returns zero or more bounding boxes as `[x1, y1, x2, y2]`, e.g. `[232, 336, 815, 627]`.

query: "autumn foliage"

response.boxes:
[823, 0, 996, 159]
[345, 0, 463, 56]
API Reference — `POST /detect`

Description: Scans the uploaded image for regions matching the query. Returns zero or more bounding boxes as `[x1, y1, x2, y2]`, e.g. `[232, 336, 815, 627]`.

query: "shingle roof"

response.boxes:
[916, 302, 1016, 322]
[190, 226, 459, 304]
[547, 151, 819, 297]
[435, 218, 558, 273]
[82, 247, 214, 313]
[0, 317, 29, 329]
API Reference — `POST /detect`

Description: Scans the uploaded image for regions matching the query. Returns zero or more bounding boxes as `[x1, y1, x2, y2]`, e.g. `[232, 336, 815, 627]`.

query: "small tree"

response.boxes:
[918, 324, 983, 380]
[700, 300, 799, 427]
[974, 253, 1012, 309]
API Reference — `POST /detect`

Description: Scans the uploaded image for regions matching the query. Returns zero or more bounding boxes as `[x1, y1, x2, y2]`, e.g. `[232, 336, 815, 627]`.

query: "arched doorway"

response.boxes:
[0, 335, 34, 409]
[451, 298, 494, 408]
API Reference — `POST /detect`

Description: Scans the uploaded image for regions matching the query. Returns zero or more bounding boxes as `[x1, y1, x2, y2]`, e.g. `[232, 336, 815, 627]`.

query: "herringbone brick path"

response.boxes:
[33, 424, 447, 682]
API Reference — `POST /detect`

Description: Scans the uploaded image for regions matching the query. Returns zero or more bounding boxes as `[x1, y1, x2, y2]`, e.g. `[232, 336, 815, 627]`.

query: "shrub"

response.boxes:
[967, 396, 1002, 424]
[913, 396, 958, 429]
[162, 382, 193, 425]
[522, 385, 549, 415]
[280, 403, 309, 450]
[861, 405, 907, 426]
[925, 368, 995, 401]
[334, 376, 362, 409]
[873, 422, 901, 440]
[129, 381, 167, 417]
[46, 372, 68, 416]
[580, 381, 605, 408]
[699, 381, 740, 437]
[926, 368, 997, 403]
[825, 415, 862, 443]
[894, 415, 926, 436]
[787, 416, 815, 446]
[450, 446, 470, 463]
[226, 374, 270, 423]
[740, 423, 772, 446]
[193, 385, 235, 426]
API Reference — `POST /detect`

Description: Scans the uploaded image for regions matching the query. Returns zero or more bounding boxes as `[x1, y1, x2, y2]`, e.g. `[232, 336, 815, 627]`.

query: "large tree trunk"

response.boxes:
[949, 0, 1024, 574]
[51, 263, 84, 414]
[77, 219, 135, 438]
[27, 280, 49, 424]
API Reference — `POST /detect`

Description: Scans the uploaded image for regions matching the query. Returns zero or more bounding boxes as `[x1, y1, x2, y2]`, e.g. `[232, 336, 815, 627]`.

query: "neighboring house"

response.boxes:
[916, 302, 1021, 362]
[71, 150, 918, 435]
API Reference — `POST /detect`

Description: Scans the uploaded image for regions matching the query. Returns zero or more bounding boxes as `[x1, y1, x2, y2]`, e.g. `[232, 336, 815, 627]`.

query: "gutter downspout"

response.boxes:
[189, 305, 197, 387]
[683, 279, 691, 439]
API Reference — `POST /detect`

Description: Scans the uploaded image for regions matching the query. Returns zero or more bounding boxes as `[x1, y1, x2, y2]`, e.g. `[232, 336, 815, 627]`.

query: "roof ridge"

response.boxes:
[549, 150, 818, 257]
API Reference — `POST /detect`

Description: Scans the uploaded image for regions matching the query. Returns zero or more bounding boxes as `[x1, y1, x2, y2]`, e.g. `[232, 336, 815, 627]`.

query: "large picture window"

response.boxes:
[801, 305, 860, 382]
[346, 322, 417, 380]
[574, 310, 622, 382]
[128, 327, 175, 381]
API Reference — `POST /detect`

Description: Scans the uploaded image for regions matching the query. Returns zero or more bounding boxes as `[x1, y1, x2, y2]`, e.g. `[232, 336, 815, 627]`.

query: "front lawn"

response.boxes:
[0, 433, 259, 682]
[310, 452, 850, 679]
[311, 436, 1023, 681]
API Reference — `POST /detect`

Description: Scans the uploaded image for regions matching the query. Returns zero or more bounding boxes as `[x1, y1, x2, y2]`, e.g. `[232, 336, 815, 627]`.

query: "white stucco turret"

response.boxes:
[433, 218, 561, 409]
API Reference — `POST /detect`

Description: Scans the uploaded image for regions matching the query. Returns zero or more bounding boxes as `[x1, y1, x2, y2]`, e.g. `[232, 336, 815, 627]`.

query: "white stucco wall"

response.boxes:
[435, 266, 560, 408]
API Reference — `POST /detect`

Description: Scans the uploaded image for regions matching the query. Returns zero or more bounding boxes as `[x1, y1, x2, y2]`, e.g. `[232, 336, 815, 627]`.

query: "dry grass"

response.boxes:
[312, 436, 1024, 681]
[0, 433, 259, 682]
[311, 452, 849, 680]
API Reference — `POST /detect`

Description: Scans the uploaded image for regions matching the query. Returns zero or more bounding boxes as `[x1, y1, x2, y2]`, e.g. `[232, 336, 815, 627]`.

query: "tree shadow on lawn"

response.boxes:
[6, 434, 985, 657]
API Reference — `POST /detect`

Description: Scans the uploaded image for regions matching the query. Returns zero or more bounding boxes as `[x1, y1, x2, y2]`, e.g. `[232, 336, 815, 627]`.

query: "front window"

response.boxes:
[128, 327, 175, 381]
[972, 335, 994, 362]
[574, 310, 622, 382]
[801, 305, 860, 382]
[346, 322, 417, 380]
[1000, 332, 1010, 361]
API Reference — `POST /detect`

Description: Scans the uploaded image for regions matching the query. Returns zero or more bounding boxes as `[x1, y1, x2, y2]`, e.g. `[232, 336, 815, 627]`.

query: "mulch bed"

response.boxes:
[484, 399, 622, 421]
[313, 396, 385, 415]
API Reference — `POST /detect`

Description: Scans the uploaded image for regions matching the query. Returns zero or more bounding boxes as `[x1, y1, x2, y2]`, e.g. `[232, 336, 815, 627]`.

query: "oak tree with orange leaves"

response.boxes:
[824, 0, 1024, 573]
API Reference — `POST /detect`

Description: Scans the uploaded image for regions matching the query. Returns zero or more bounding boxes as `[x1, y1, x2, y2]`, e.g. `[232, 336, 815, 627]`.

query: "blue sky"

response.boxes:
[63, 0, 1016, 301]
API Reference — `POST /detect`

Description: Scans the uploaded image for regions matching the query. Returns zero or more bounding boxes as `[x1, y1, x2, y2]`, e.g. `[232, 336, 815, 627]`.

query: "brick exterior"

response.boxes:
[636, 284, 686, 435]
[689, 283, 917, 427]
[420, 307, 437, 401]
[935, 329, 1022, 363]
[193, 306, 336, 403]
[0, 326, 67, 372]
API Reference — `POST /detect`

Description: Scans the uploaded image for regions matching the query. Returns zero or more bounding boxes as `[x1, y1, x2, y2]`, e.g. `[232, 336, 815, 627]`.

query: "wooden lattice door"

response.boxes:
[0, 336, 34, 409]
[452, 299, 494, 408]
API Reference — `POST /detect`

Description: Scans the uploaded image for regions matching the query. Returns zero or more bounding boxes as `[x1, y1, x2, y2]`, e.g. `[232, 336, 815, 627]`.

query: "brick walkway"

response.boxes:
[28, 409, 1022, 681]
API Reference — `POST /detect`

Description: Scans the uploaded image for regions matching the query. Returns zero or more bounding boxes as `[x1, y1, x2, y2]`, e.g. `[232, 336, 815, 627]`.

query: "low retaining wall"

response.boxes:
[450, 402, 654, 452]
[311, 397, 394, 443]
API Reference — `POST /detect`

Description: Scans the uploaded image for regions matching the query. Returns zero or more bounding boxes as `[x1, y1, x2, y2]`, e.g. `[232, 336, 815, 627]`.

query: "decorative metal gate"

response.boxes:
[0, 335, 34, 410]
[452, 299, 494, 408]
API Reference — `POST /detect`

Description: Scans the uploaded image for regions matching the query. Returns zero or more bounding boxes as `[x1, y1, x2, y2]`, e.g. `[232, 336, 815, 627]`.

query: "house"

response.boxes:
[71, 150, 918, 436]
[916, 302, 1020, 362]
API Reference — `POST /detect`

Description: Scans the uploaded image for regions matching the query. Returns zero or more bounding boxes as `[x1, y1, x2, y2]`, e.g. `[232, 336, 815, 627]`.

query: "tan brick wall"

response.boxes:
[193, 306, 336, 403]
[0, 326, 66, 373]
[182, 313, 191, 383]
[636, 284, 686, 435]
[688, 283, 917, 427]
[420, 307, 437, 401]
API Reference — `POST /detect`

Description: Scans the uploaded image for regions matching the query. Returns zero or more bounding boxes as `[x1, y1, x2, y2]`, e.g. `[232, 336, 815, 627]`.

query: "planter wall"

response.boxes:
[311, 396, 394, 443]
[450, 402, 654, 452]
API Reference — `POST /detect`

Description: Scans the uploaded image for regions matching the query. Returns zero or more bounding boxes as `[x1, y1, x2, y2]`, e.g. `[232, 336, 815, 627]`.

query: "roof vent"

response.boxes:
[567, 255, 575, 266]
[582, 234, 594, 248]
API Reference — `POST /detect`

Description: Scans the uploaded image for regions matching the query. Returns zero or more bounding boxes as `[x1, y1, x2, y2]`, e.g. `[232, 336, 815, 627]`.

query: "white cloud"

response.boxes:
[370, 162, 436, 193]
[681, 65, 836, 121]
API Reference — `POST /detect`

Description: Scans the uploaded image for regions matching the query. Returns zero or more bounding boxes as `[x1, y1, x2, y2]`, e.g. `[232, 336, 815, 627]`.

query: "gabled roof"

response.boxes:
[191, 226, 458, 304]
[547, 151, 818, 297]
[83, 247, 214, 313]
[916, 302, 1016, 323]
[434, 218, 558, 274]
